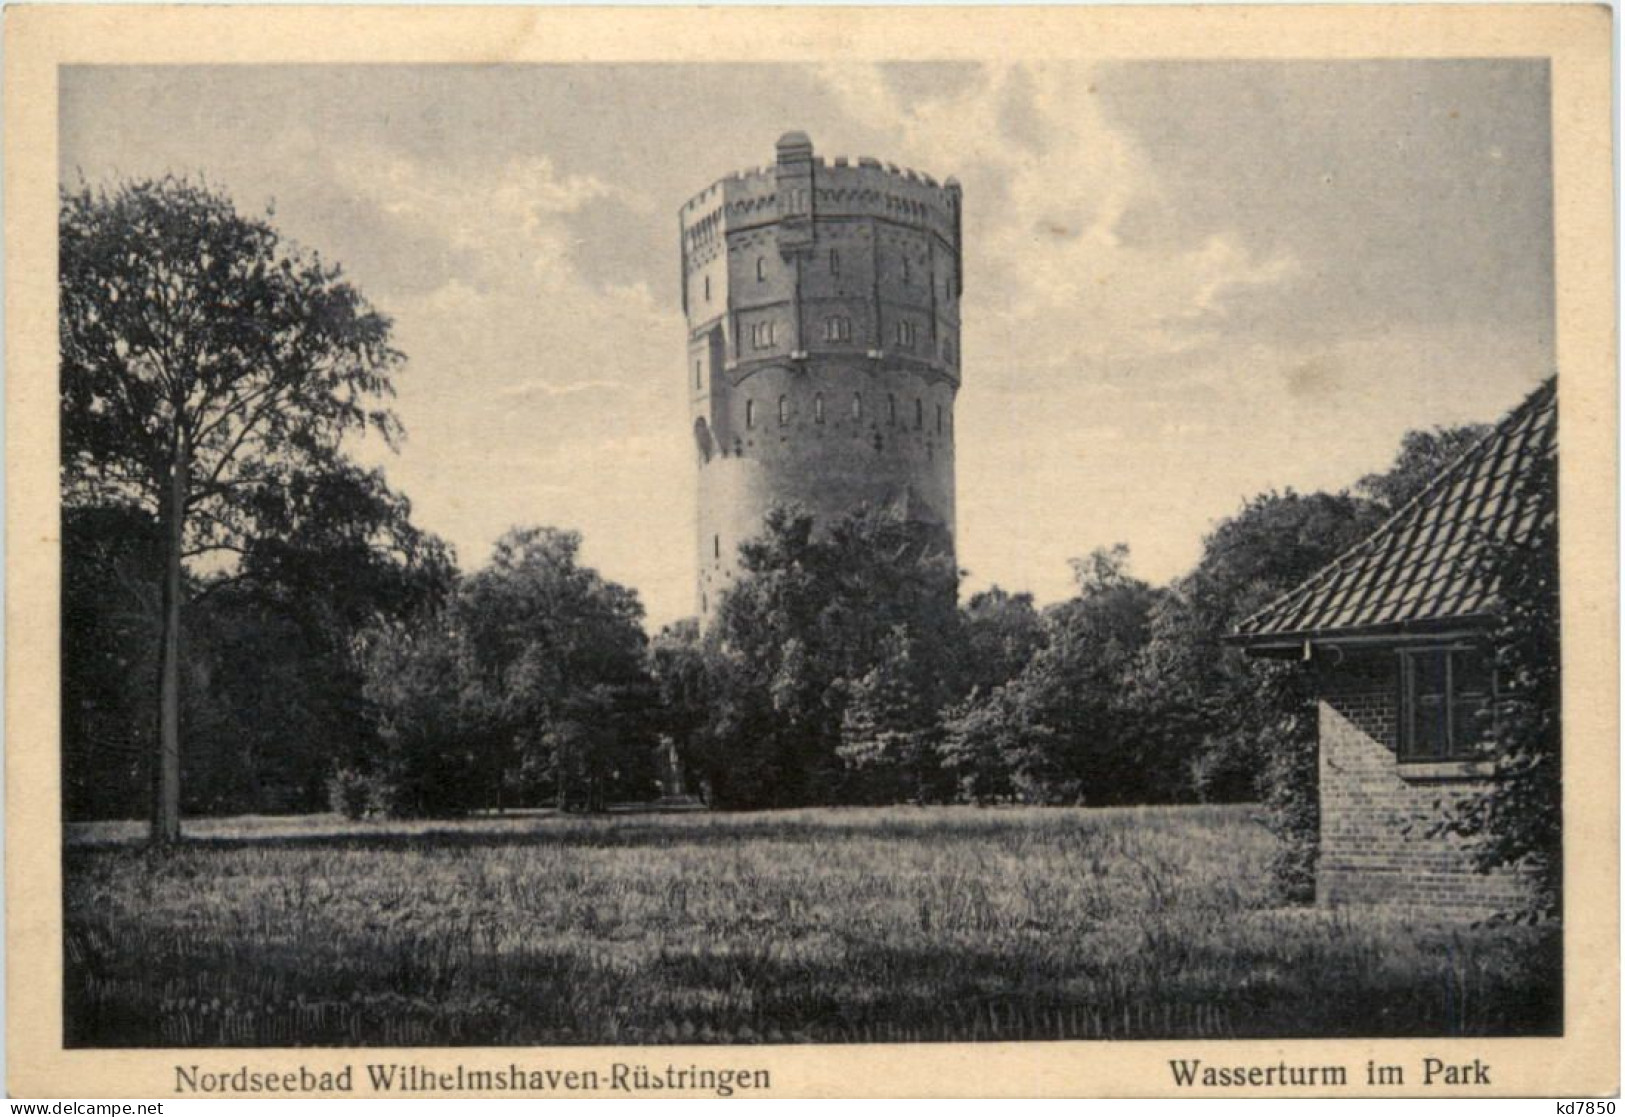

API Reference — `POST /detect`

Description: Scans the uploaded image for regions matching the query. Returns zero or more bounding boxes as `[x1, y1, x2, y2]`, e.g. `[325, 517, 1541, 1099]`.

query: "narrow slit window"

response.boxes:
[852, 393, 863, 421]
[745, 399, 755, 429]
[937, 404, 943, 434]
[888, 394, 897, 427]
[815, 394, 825, 424]
[694, 360, 702, 390]
[756, 256, 767, 282]
[713, 534, 720, 559]
[779, 396, 790, 425]
[829, 249, 840, 275]
[915, 398, 924, 430]
[704, 275, 711, 301]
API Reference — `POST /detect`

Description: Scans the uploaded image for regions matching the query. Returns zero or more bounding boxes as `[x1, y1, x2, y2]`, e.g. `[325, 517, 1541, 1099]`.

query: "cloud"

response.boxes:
[812, 62, 1299, 387]
[59, 63, 1549, 629]
[494, 378, 628, 401]
[306, 137, 691, 619]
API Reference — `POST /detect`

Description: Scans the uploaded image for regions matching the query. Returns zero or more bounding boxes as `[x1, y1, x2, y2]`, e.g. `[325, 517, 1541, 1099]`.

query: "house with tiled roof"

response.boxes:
[1228, 378, 1556, 910]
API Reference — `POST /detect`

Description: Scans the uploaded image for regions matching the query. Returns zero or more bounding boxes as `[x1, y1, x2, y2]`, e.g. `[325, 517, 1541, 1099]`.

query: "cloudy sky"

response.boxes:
[60, 61, 1553, 628]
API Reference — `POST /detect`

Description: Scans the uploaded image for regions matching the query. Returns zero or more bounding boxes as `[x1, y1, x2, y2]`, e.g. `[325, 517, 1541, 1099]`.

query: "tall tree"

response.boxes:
[705, 504, 960, 808]
[954, 586, 1045, 699]
[949, 546, 1168, 805]
[358, 526, 655, 816]
[61, 176, 403, 843]
[1143, 490, 1384, 802]
[648, 619, 713, 797]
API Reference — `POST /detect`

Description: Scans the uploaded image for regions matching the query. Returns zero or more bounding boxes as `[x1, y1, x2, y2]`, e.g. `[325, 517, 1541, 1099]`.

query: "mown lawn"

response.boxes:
[63, 804, 1561, 1046]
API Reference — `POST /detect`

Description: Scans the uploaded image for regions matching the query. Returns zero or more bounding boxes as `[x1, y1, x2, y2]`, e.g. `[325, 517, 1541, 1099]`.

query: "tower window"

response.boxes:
[894, 321, 916, 350]
[937, 404, 943, 434]
[702, 591, 708, 614]
[714, 534, 720, 559]
[695, 360, 702, 390]
[902, 255, 911, 284]
[704, 275, 711, 301]
[756, 256, 767, 282]
[888, 394, 897, 427]
[915, 398, 924, 430]
[779, 396, 790, 425]
[746, 399, 755, 429]
[829, 249, 840, 275]
[852, 393, 863, 421]
[751, 322, 776, 349]
[823, 316, 851, 343]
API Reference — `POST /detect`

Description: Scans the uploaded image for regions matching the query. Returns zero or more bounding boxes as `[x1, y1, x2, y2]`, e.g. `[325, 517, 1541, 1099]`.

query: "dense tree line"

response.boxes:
[342, 526, 655, 817]
[651, 422, 1488, 819]
[62, 172, 1554, 915]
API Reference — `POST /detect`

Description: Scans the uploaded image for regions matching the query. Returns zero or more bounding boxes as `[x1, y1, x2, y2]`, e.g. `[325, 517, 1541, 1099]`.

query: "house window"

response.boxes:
[914, 398, 924, 430]
[823, 316, 851, 343]
[757, 256, 767, 282]
[778, 395, 790, 425]
[751, 322, 776, 349]
[1399, 647, 1495, 762]
[829, 249, 840, 275]
[852, 393, 863, 421]
[745, 399, 755, 429]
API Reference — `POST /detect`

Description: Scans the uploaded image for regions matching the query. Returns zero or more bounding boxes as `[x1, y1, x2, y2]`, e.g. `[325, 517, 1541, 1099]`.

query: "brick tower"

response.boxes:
[680, 132, 963, 621]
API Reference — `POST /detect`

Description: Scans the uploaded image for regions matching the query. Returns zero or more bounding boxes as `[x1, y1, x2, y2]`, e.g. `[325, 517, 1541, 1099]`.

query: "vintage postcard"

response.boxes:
[5, 3, 1617, 1100]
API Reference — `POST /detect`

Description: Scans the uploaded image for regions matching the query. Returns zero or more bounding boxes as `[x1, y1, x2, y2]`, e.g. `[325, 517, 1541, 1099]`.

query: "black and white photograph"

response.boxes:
[7, 3, 1616, 1100]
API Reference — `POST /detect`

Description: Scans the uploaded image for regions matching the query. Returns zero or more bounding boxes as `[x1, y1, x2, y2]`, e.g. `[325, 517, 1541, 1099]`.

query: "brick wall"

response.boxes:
[1316, 653, 1529, 913]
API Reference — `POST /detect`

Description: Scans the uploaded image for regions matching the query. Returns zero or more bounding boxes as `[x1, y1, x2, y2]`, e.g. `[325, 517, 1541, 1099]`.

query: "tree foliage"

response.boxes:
[1355, 424, 1490, 512]
[1434, 451, 1561, 919]
[1147, 490, 1385, 802]
[693, 505, 960, 808]
[941, 546, 1171, 805]
[62, 504, 163, 820]
[61, 175, 407, 842]
[355, 526, 654, 816]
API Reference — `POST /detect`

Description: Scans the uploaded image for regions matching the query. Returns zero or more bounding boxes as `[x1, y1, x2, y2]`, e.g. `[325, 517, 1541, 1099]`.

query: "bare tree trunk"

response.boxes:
[152, 435, 187, 846]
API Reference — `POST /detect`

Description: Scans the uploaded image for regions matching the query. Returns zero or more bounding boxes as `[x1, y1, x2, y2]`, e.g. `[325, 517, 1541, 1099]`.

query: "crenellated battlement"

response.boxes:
[680, 146, 962, 249]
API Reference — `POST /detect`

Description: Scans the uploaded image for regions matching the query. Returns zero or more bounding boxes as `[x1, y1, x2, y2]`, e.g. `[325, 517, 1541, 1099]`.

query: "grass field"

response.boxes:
[64, 805, 1561, 1047]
